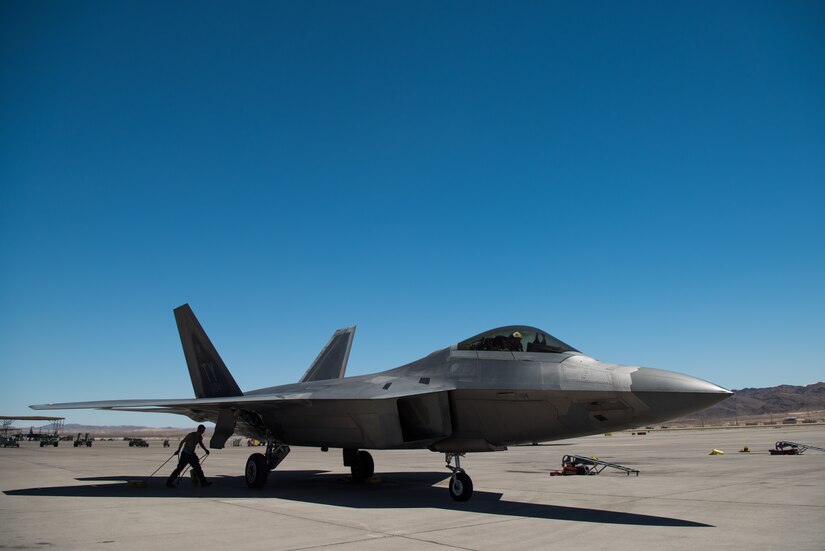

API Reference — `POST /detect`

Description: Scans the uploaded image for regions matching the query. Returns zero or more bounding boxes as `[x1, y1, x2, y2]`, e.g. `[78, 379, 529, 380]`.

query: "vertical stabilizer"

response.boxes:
[174, 304, 243, 398]
[300, 326, 356, 383]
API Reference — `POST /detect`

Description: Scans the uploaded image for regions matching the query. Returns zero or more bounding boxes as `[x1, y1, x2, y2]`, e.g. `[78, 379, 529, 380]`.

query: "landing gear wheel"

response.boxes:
[449, 472, 473, 502]
[350, 450, 374, 482]
[245, 453, 269, 488]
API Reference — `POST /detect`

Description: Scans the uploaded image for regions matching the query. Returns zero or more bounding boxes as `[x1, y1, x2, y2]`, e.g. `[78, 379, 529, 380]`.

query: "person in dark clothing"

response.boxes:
[509, 331, 523, 352]
[166, 424, 211, 487]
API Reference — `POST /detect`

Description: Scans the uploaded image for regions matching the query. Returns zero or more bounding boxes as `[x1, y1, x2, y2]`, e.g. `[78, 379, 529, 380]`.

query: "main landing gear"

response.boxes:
[445, 453, 473, 501]
[243, 443, 471, 501]
[245, 439, 290, 488]
[343, 448, 374, 482]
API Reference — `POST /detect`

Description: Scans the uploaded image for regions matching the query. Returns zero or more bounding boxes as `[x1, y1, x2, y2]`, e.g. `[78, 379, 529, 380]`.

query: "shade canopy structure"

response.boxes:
[1, 416, 65, 436]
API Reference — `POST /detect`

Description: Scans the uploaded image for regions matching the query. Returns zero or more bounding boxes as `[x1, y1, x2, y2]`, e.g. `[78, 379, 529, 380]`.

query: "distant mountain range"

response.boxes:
[13, 423, 190, 438]
[683, 382, 825, 422]
[59, 424, 190, 437]
[63, 424, 183, 431]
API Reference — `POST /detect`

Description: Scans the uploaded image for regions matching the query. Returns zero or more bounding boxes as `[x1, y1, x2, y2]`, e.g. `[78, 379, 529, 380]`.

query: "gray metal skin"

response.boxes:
[32, 332, 731, 452]
[235, 341, 731, 453]
[32, 313, 731, 499]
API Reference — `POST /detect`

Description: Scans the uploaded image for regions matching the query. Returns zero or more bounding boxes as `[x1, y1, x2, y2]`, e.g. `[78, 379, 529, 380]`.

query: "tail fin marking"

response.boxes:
[174, 304, 243, 398]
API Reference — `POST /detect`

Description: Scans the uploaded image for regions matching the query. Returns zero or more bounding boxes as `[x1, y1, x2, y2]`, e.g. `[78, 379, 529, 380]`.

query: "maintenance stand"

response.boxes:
[551, 454, 640, 476]
[770, 441, 825, 455]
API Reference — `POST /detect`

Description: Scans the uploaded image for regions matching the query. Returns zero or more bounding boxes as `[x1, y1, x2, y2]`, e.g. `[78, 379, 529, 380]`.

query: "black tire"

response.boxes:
[449, 472, 473, 502]
[350, 450, 374, 482]
[245, 453, 269, 488]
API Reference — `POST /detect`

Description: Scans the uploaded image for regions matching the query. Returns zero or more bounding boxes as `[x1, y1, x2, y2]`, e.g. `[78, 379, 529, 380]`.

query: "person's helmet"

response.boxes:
[197, 424, 206, 432]
[512, 331, 522, 338]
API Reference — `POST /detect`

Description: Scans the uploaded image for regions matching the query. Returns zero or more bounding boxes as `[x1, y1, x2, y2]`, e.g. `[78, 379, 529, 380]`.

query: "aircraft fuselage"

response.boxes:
[242, 346, 729, 452]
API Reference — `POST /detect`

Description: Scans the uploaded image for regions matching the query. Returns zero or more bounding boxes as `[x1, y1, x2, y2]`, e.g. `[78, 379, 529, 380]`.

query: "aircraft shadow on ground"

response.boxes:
[4, 470, 710, 527]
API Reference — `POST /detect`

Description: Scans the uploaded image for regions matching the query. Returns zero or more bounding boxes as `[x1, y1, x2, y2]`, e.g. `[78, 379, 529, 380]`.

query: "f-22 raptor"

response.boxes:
[33, 304, 731, 501]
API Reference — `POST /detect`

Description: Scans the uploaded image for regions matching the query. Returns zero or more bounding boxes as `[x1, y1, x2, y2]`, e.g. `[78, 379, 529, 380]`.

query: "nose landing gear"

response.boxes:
[446, 453, 473, 501]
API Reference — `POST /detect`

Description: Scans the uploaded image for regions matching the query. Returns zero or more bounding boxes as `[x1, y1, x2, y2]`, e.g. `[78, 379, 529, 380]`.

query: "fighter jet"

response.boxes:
[32, 304, 731, 501]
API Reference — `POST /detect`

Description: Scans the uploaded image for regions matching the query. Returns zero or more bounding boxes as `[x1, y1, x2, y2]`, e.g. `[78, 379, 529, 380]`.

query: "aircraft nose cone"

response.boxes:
[630, 367, 733, 421]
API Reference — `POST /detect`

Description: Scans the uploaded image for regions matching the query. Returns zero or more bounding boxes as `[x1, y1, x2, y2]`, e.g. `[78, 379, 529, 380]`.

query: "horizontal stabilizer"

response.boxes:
[175, 304, 242, 398]
[300, 326, 355, 383]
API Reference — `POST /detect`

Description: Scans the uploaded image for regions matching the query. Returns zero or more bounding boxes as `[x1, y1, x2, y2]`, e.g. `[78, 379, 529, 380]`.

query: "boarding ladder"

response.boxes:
[773, 441, 825, 455]
[561, 455, 640, 476]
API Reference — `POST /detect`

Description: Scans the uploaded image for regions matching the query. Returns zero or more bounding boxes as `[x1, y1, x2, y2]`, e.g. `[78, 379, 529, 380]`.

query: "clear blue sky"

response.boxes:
[1, 1, 823, 427]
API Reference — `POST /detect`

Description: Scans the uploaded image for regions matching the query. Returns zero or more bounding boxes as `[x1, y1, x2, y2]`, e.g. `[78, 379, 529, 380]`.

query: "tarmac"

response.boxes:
[2, 425, 824, 550]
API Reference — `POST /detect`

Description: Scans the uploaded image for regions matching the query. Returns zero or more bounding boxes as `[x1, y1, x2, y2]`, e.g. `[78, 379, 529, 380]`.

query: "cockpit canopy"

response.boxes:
[457, 326, 579, 354]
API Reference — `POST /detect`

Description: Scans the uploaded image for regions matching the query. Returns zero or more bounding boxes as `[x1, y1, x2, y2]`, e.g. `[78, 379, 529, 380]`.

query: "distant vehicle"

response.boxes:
[73, 433, 92, 447]
[128, 438, 149, 447]
[783, 417, 798, 424]
[39, 436, 58, 447]
[0, 436, 19, 448]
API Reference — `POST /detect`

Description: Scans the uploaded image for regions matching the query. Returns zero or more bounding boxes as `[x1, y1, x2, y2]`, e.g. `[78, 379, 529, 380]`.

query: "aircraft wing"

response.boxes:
[30, 376, 457, 448]
[30, 375, 454, 411]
